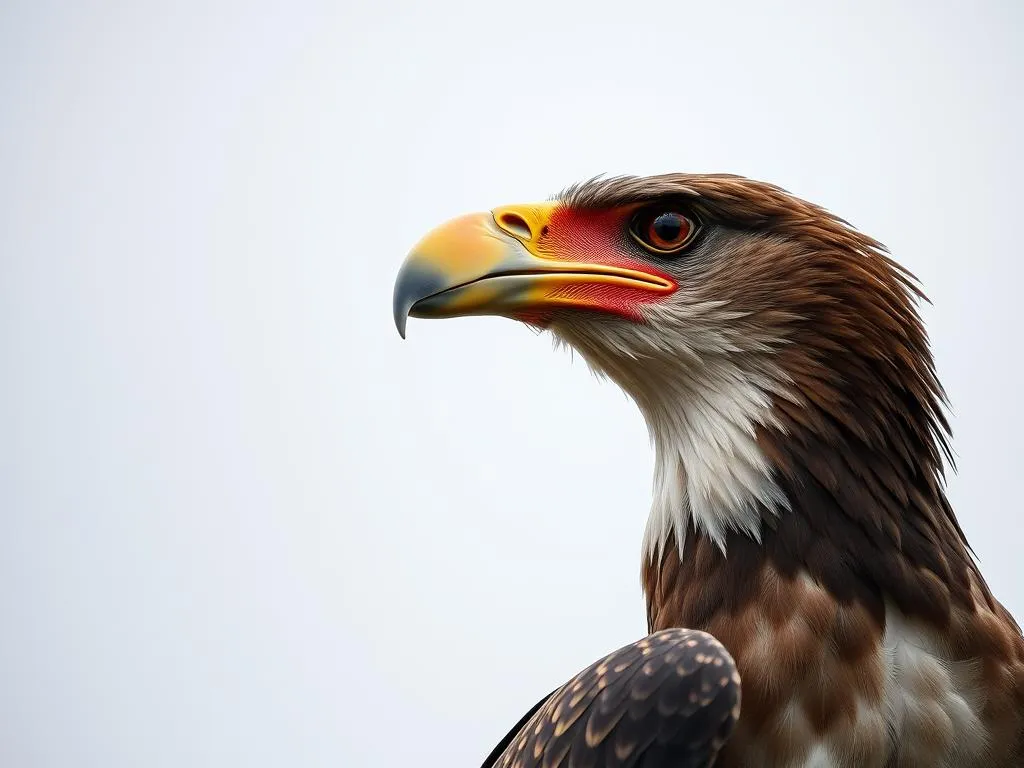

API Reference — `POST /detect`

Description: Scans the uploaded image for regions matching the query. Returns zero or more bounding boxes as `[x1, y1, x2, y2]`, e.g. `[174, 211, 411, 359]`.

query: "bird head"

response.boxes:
[393, 174, 950, 561]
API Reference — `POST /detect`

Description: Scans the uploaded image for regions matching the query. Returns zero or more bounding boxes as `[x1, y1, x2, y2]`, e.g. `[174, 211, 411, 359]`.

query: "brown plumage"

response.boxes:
[394, 173, 1024, 766]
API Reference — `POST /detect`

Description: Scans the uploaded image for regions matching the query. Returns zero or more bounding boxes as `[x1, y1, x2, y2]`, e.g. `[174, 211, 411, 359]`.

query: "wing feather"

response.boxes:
[482, 628, 740, 768]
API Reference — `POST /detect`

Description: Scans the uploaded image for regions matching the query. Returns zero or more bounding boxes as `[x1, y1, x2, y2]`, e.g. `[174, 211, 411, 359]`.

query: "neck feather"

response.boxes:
[551, 279, 983, 624]
[640, 362, 787, 560]
[550, 312, 793, 559]
[638, 364, 988, 632]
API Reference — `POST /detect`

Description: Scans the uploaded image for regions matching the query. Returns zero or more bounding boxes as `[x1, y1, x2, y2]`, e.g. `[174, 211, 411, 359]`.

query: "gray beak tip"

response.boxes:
[393, 302, 409, 339]
[394, 262, 448, 341]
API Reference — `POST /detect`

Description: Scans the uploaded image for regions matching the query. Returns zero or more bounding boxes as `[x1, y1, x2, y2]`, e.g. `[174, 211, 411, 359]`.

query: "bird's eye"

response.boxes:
[630, 209, 697, 255]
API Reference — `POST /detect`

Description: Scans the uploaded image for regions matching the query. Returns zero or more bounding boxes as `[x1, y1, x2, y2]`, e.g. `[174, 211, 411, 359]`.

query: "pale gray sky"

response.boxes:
[2, 1, 1021, 766]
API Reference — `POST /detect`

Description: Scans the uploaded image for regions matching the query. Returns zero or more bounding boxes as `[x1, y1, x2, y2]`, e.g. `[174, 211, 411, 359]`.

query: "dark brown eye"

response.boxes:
[630, 209, 697, 254]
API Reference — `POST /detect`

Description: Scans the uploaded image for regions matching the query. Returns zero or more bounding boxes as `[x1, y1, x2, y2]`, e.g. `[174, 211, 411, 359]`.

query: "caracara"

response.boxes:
[392, 174, 1024, 766]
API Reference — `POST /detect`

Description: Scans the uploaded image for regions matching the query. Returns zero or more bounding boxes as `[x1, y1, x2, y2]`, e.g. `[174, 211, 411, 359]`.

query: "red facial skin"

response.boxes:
[512, 205, 678, 327]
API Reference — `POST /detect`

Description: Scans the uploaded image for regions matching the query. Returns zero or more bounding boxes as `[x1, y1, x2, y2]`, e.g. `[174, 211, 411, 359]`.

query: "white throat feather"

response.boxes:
[550, 301, 793, 563]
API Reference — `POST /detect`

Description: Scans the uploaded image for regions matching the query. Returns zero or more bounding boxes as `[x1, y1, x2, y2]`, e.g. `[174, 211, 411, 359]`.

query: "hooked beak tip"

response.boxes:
[394, 263, 449, 339]
[393, 297, 410, 339]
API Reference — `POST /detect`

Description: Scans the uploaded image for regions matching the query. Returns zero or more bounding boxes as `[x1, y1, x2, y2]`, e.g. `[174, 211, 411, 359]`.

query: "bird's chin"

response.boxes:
[509, 309, 557, 329]
[546, 312, 653, 374]
[547, 307, 652, 341]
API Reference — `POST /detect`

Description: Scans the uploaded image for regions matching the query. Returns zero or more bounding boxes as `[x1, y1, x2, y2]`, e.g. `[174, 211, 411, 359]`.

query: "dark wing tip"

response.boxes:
[485, 628, 740, 768]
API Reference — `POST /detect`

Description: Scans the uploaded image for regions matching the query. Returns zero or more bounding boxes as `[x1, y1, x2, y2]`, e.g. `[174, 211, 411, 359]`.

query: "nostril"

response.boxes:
[496, 212, 533, 241]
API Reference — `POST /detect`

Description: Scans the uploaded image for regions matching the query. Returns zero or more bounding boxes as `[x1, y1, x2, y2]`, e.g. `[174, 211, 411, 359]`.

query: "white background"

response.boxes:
[2, 1, 1021, 765]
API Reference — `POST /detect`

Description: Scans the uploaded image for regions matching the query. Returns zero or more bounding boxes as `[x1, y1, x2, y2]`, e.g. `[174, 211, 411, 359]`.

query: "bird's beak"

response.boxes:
[393, 203, 674, 337]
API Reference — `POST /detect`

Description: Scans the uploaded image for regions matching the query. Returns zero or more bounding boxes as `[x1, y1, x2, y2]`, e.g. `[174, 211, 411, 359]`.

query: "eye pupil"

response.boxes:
[652, 213, 683, 244]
